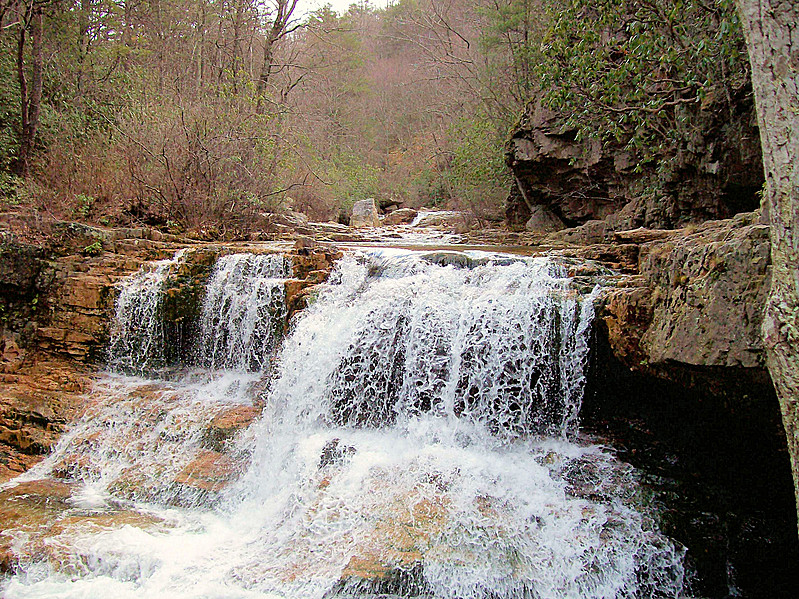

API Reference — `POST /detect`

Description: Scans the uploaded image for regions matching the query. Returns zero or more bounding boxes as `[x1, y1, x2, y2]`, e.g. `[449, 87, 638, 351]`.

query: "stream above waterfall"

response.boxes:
[0, 248, 695, 598]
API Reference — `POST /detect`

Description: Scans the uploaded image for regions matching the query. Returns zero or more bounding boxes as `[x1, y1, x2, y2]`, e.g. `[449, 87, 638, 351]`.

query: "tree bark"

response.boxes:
[737, 0, 799, 535]
[15, 4, 43, 177]
[255, 0, 298, 112]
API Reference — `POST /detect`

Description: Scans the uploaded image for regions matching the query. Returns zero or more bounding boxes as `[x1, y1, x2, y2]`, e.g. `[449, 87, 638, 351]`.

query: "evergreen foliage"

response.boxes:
[536, 0, 749, 165]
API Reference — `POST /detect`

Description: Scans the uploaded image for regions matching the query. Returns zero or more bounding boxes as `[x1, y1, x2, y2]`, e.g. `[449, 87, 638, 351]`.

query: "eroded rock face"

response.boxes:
[506, 95, 764, 231]
[0, 240, 43, 292]
[603, 213, 770, 372]
[0, 360, 93, 483]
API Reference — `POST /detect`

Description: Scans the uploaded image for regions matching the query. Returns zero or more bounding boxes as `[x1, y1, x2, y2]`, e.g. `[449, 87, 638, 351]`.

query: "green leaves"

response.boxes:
[535, 0, 748, 167]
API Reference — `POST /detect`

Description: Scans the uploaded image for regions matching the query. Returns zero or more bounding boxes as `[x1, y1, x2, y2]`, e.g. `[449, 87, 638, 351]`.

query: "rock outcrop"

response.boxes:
[506, 92, 764, 231]
[601, 212, 770, 373]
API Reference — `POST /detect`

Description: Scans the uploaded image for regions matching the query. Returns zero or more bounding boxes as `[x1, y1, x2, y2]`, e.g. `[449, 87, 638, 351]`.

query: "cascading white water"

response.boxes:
[196, 253, 291, 371]
[106, 250, 186, 375]
[259, 251, 595, 438]
[0, 250, 687, 599]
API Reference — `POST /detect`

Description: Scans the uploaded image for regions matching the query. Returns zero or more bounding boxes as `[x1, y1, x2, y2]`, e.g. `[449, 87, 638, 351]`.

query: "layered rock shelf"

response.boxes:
[0, 209, 785, 480]
[1, 207, 797, 596]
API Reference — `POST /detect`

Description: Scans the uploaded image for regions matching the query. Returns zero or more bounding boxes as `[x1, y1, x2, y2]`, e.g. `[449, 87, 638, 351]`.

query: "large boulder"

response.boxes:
[525, 204, 565, 233]
[410, 210, 468, 231]
[349, 199, 381, 229]
[383, 208, 418, 226]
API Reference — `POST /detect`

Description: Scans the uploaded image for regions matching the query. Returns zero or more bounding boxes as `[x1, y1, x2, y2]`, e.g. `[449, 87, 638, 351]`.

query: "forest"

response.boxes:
[0, 0, 752, 234]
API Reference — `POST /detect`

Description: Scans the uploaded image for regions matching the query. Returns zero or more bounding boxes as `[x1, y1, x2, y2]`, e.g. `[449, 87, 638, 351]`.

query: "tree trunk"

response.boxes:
[737, 0, 799, 535]
[255, 28, 279, 110]
[15, 4, 43, 177]
[255, 0, 298, 113]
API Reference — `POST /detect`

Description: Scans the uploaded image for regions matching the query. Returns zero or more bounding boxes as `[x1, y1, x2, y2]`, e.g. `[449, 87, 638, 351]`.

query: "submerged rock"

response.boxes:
[203, 405, 261, 452]
[173, 449, 239, 493]
[318, 438, 356, 469]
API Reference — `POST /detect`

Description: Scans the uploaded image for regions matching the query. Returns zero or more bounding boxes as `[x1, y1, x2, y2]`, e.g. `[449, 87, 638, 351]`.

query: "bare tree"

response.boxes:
[7, 0, 44, 176]
[255, 0, 301, 111]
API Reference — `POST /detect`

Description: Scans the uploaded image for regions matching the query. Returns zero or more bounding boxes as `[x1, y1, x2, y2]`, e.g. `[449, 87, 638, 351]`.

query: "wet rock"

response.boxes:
[333, 561, 428, 597]
[420, 251, 476, 269]
[173, 449, 239, 493]
[318, 438, 356, 469]
[584, 215, 799, 597]
[202, 405, 261, 452]
[333, 490, 448, 596]
[285, 279, 320, 319]
[0, 478, 168, 574]
[0, 479, 74, 572]
[383, 208, 418, 226]
[0, 359, 91, 482]
[350, 199, 381, 229]
[291, 248, 343, 280]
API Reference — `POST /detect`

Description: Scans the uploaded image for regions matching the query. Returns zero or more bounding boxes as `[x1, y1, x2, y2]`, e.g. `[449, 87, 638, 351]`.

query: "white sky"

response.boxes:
[296, 0, 390, 18]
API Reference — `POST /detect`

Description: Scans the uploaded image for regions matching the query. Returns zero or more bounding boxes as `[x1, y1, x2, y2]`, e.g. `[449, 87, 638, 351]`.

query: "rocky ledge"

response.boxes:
[1, 207, 797, 595]
[0, 212, 342, 483]
[571, 212, 797, 596]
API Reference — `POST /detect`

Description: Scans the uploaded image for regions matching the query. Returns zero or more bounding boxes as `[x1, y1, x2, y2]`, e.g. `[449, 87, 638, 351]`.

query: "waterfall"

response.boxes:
[106, 251, 290, 375]
[196, 252, 291, 371]
[261, 251, 596, 438]
[0, 249, 686, 599]
[106, 250, 185, 375]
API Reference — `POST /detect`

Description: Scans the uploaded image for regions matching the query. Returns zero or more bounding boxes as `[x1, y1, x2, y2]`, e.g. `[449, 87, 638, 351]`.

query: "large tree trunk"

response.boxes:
[737, 0, 799, 534]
